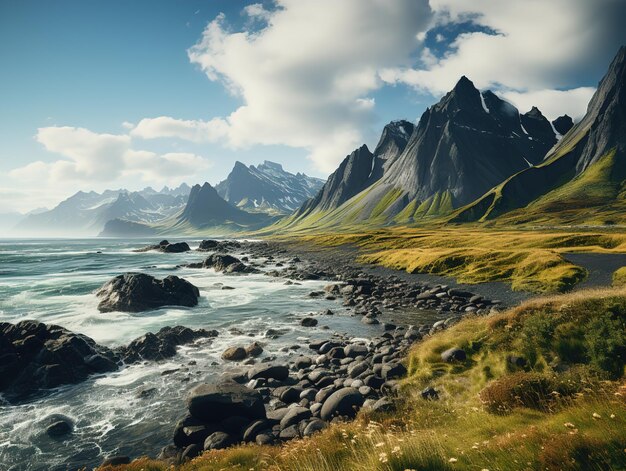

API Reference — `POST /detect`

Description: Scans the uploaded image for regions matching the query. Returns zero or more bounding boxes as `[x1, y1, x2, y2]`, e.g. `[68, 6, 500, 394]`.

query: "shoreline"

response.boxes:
[95, 239, 509, 467]
[0, 238, 523, 470]
[271, 239, 535, 308]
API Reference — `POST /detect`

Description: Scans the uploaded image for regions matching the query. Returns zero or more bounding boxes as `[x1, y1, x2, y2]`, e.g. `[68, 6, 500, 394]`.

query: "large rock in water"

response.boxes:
[134, 240, 191, 253]
[186, 382, 266, 422]
[198, 239, 219, 250]
[118, 326, 218, 363]
[187, 254, 256, 274]
[0, 320, 119, 401]
[96, 273, 200, 313]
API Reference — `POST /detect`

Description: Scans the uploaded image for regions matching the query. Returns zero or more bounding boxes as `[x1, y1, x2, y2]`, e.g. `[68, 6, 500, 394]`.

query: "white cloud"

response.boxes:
[9, 126, 211, 185]
[36, 126, 130, 180]
[131, 116, 229, 142]
[184, 0, 432, 172]
[243, 3, 272, 22]
[8, 161, 52, 182]
[502, 87, 596, 121]
[381, 0, 625, 119]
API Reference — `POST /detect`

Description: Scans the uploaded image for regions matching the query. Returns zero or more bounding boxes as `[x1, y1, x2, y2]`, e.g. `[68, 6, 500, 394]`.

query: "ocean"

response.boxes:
[0, 238, 386, 471]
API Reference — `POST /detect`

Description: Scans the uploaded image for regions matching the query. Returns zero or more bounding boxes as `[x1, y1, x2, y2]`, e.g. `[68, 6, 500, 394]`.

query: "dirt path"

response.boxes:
[564, 252, 626, 289]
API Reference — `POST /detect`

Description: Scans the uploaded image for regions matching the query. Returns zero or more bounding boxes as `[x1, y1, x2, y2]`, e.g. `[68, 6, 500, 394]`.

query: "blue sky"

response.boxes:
[1, 0, 624, 212]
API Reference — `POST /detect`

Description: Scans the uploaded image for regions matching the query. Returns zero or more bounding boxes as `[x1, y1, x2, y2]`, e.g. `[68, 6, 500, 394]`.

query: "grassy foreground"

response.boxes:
[103, 287, 626, 471]
[291, 228, 626, 293]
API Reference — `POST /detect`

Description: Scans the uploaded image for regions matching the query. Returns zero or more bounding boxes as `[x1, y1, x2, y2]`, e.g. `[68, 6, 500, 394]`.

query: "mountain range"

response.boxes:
[99, 161, 318, 236]
[11, 161, 322, 237]
[14, 184, 191, 236]
[215, 160, 324, 215]
[101, 182, 277, 237]
[277, 74, 574, 231]
[9, 47, 625, 236]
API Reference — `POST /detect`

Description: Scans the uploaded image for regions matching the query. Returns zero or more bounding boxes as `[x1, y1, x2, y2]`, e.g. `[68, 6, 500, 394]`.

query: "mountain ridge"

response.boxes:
[14, 184, 191, 236]
[100, 182, 275, 237]
[276, 77, 569, 232]
[215, 160, 324, 215]
[452, 45, 626, 225]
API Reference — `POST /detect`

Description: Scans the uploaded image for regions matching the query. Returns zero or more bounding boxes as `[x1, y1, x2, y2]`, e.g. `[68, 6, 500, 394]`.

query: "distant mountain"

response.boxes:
[453, 46, 626, 225]
[178, 182, 270, 228]
[15, 184, 190, 236]
[101, 182, 274, 237]
[215, 161, 324, 215]
[159, 183, 191, 197]
[279, 79, 566, 231]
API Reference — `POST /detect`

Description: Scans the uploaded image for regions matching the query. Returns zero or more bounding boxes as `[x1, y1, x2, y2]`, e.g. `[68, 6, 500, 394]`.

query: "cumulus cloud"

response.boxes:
[381, 0, 626, 119]
[131, 116, 229, 142]
[502, 87, 596, 121]
[9, 126, 211, 185]
[184, 0, 432, 171]
[243, 3, 272, 22]
[36, 126, 130, 180]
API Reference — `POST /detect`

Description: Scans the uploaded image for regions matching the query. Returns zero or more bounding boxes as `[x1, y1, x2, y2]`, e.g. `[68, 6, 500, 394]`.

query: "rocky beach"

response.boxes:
[0, 238, 502, 470]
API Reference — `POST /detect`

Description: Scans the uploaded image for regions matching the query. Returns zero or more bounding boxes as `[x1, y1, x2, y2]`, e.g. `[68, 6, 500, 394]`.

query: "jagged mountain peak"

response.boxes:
[452, 45, 626, 225]
[215, 160, 324, 215]
[520, 106, 555, 144]
[197, 182, 214, 192]
[436, 75, 483, 113]
[296, 144, 375, 215]
[554, 45, 626, 174]
[375, 120, 414, 150]
[258, 160, 284, 171]
[159, 182, 191, 196]
[177, 181, 270, 229]
[378, 78, 560, 204]
[453, 75, 477, 94]
[524, 106, 544, 118]
[552, 114, 574, 135]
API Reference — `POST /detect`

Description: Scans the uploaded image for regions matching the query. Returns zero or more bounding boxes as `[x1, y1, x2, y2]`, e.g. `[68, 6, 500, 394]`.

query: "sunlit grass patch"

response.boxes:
[288, 228, 626, 293]
[613, 266, 626, 287]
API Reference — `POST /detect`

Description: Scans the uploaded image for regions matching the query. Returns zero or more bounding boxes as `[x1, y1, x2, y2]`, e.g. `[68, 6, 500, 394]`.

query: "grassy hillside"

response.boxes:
[291, 228, 626, 293]
[103, 287, 626, 471]
[478, 149, 626, 226]
[264, 185, 455, 235]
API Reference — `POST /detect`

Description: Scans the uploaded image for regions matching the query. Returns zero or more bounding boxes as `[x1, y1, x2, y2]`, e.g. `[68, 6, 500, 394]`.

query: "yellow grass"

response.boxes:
[613, 267, 626, 287]
[288, 228, 626, 292]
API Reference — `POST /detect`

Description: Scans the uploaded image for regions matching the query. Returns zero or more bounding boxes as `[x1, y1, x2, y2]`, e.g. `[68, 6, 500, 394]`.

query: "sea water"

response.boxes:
[0, 238, 389, 471]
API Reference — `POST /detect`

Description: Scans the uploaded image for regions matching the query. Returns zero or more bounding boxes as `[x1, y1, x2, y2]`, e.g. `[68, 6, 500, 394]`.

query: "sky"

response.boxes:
[1, 0, 625, 214]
